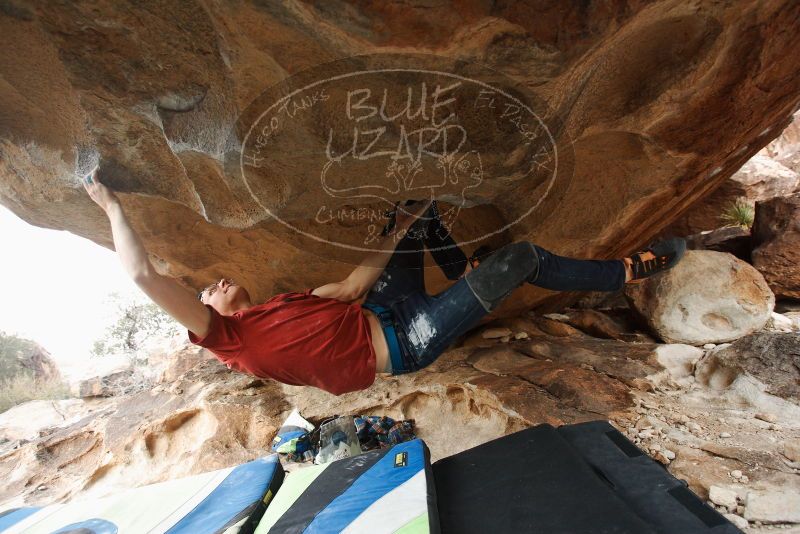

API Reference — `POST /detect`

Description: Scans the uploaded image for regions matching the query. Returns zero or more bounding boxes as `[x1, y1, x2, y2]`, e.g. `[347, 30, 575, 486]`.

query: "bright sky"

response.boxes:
[0, 205, 143, 379]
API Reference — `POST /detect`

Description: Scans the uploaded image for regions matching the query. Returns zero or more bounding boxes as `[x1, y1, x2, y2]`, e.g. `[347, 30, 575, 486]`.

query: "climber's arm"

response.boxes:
[342, 201, 432, 299]
[311, 231, 407, 303]
[311, 280, 361, 302]
[82, 168, 211, 337]
[311, 201, 432, 303]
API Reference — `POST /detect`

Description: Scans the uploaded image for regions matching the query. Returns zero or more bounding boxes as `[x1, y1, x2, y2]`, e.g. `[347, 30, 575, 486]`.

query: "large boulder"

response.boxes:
[1, 2, 800, 316]
[752, 192, 800, 299]
[0, 333, 61, 383]
[625, 250, 775, 344]
[695, 332, 800, 402]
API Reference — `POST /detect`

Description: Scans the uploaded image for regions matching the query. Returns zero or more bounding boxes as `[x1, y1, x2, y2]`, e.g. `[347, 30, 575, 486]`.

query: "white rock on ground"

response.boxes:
[654, 344, 704, 379]
[785, 311, 800, 330]
[723, 513, 749, 530]
[709, 485, 738, 510]
[755, 413, 778, 423]
[482, 328, 513, 339]
[744, 489, 800, 523]
[766, 312, 797, 332]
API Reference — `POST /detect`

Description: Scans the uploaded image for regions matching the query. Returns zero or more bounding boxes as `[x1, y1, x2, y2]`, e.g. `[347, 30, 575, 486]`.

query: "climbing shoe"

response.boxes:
[627, 237, 686, 283]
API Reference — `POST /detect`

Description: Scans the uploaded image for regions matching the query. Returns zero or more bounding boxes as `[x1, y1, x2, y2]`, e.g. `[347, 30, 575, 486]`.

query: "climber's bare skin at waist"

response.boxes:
[362, 308, 391, 374]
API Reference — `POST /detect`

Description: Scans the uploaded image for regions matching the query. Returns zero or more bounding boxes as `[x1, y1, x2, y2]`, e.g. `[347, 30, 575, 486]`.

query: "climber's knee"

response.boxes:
[464, 241, 540, 311]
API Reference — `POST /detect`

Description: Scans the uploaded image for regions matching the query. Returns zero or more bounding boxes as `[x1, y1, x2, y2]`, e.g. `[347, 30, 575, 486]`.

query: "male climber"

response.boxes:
[83, 168, 686, 396]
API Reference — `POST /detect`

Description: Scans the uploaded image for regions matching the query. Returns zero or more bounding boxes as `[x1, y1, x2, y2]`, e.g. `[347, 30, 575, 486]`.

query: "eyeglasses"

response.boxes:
[197, 279, 234, 301]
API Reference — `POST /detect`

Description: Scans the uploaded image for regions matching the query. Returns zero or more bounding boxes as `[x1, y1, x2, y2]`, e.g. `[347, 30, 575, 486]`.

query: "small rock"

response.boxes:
[638, 428, 654, 438]
[635, 417, 654, 430]
[740, 475, 749, 483]
[513, 331, 529, 340]
[709, 485, 738, 510]
[723, 513, 749, 530]
[482, 328, 513, 339]
[703, 343, 716, 349]
[542, 313, 570, 321]
[663, 449, 676, 460]
[719, 432, 732, 438]
[580, 363, 595, 371]
[652, 451, 670, 465]
[687, 422, 702, 433]
[500, 335, 511, 343]
[730, 470, 742, 479]
[782, 440, 800, 463]
[755, 413, 778, 423]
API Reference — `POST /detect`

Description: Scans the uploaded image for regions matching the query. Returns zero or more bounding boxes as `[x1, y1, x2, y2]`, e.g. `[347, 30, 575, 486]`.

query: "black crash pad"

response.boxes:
[432, 424, 655, 534]
[557, 420, 741, 534]
[433, 422, 742, 534]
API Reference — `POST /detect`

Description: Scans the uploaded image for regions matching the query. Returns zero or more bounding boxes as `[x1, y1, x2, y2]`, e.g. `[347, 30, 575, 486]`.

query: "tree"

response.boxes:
[0, 331, 69, 413]
[0, 331, 41, 380]
[91, 293, 180, 363]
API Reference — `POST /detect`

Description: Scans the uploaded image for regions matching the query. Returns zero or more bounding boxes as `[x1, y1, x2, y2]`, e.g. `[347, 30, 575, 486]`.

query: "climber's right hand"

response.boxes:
[82, 166, 120, 213]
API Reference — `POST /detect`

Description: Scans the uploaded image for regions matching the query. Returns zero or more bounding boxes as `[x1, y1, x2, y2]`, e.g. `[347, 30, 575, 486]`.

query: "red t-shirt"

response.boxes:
[187, 288, 377, 395]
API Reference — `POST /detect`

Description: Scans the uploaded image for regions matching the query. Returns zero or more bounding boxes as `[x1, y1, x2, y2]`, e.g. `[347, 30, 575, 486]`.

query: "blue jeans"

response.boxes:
[363, 239, 626, 374]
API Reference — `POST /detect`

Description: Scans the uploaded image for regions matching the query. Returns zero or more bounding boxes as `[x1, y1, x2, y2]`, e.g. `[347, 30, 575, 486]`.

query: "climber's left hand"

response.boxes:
[82, 166, 120, 213]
